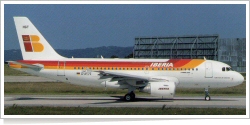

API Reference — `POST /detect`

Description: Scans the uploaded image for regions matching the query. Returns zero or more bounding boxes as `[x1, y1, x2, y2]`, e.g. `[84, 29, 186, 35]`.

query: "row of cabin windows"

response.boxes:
[73, 67, 199, 71]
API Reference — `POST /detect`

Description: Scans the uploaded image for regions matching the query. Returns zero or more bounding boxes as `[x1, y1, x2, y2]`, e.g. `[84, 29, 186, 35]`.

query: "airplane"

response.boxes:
[8, 16, 244, 101]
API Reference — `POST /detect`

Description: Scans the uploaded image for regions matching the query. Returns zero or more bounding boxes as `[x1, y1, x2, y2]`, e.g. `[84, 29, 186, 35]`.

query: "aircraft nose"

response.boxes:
[235, 73, 244, 85]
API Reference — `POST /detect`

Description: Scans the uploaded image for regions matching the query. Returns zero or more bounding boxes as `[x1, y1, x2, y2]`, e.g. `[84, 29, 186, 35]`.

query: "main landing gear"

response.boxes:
[205, 88, 211, 101]
[124, 91, 135, 101]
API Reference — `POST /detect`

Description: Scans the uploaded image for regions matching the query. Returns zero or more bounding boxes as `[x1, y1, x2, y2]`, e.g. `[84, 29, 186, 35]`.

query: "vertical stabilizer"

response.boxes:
[13, 16, 65, 60]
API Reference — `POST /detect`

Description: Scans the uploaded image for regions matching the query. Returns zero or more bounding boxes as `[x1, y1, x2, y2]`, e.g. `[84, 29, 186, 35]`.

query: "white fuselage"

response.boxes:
[12, 58, 244, 89]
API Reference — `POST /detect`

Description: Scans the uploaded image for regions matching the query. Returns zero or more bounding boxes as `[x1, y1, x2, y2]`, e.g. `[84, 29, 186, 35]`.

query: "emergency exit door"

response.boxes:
[57, 61, 65, 76]
[205, 62, 213, 78]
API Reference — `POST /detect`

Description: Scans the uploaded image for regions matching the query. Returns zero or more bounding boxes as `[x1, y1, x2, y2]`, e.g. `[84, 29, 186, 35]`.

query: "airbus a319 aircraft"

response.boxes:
[8, 17, 244, 101]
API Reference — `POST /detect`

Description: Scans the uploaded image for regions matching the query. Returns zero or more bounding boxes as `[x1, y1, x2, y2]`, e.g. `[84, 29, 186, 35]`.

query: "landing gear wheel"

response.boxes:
[205, 96, 211, 101]
[124, 94, 132, 101]
[204, 88, 211, 101]
[124, 92, 136, 101]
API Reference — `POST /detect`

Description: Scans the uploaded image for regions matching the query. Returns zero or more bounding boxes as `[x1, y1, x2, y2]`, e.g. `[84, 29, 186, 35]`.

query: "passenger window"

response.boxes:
[196, 68, 198, 71]
[222, 67, 225, 71]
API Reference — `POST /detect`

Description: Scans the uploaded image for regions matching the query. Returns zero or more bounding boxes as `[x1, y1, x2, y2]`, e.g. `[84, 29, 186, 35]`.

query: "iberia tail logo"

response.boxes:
[22, 35, 44, 52]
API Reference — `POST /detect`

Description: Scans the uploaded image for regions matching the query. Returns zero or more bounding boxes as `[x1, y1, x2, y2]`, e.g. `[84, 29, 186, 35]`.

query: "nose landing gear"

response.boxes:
[205, 88, 211, 101]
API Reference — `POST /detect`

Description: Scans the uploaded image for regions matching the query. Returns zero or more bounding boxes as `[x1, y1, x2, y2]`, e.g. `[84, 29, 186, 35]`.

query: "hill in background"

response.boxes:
[4, 46, 133, 61]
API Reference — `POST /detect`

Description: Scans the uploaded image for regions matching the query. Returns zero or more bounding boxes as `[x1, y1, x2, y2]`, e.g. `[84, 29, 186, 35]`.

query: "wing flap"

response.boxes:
[96, 70, 179, 83]
[97, 70, 151, 81]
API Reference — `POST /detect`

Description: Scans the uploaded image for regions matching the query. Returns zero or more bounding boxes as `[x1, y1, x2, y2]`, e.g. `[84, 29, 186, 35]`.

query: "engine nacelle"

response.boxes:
[140, 82, 176, 99]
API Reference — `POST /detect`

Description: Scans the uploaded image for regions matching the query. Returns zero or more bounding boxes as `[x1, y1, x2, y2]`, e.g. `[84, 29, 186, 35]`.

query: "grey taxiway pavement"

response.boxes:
[4, 95, 246, 108]
[4, 76, 246, 108]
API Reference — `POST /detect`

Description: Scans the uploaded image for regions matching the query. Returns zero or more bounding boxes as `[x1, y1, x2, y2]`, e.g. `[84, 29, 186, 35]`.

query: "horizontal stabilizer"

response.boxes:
[8, 61, 44, 70]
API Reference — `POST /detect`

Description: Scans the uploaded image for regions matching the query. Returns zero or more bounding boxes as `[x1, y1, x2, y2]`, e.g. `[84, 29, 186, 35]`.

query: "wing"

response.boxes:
[96, 70, 176, 88]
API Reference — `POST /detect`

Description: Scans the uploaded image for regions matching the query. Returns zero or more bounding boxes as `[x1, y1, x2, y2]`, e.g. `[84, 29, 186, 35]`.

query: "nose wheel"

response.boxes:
[205, 88, 211, 101]
[124, 91, 135, 101]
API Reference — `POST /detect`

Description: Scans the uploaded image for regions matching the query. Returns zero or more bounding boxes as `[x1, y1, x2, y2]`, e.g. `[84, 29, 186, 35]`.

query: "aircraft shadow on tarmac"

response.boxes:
[108, 96, 235, 102]
[12, 96, 170, 101]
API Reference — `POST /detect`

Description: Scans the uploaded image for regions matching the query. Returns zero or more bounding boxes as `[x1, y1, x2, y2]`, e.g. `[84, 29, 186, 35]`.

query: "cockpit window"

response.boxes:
[222, 67, 225, 71]
[226, 67, 232, 71]
[222, 67, 233, 71]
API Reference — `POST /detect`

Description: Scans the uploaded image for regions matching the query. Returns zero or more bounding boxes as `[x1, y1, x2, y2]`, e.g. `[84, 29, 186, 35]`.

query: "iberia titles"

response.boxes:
[150, 62, 174, 68]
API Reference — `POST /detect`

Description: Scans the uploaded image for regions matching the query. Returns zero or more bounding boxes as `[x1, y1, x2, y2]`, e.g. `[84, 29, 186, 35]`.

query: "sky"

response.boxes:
[3, 3, 246, 50]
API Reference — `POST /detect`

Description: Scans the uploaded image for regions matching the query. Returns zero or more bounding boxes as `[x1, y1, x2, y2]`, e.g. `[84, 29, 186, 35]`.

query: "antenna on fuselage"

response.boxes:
[204, 56, 206, 60]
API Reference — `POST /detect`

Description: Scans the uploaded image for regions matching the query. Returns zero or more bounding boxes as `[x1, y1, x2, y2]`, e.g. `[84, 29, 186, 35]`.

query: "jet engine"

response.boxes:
[140, 82, 176, 99]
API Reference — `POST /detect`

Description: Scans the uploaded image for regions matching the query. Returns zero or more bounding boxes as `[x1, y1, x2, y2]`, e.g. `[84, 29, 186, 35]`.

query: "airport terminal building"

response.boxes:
[133, 35, 246, 72]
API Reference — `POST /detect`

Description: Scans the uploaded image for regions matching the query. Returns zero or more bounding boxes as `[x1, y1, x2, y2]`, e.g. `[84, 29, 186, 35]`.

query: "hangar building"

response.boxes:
[133, 35, 246, 72]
